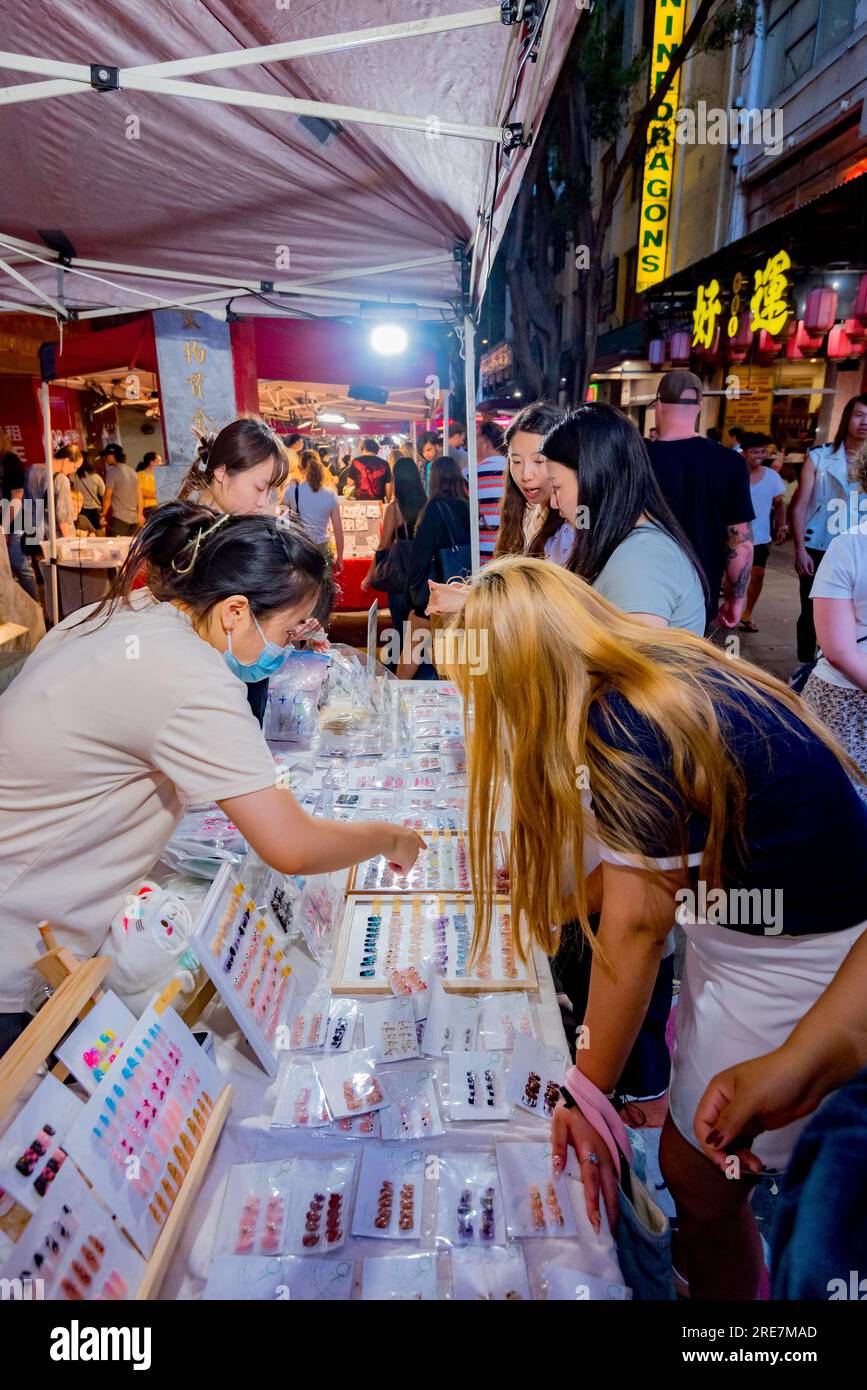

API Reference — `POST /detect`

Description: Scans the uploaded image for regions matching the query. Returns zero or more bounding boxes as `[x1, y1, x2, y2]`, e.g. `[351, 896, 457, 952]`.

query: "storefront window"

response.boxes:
[762, 0, 857, 102]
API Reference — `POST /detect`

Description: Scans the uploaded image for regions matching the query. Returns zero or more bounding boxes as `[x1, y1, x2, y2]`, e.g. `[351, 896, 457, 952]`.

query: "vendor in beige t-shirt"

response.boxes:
[0, 503, 423, 1038]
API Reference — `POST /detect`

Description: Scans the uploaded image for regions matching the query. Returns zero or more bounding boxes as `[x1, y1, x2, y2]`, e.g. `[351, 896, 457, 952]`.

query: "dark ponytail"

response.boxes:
[177, 416, 289, 501]
[78, 502, 333, 628]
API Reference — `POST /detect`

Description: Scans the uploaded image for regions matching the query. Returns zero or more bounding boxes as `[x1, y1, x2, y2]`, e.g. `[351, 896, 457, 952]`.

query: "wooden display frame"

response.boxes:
[330, 893, 538, 995]
[0, 924, 232, 1301]
[345, 829, 509, 896]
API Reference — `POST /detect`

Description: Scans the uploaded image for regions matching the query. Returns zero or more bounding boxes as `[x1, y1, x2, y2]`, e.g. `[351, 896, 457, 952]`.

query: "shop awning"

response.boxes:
[0, 2, 577, 324]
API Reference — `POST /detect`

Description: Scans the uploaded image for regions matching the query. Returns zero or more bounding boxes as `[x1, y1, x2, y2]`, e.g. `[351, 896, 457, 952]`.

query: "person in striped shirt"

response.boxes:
[476, 418, 508, 563]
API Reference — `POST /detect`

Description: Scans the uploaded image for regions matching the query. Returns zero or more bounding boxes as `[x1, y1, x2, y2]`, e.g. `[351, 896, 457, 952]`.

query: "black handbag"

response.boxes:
[435, 501, 472, 583]
[371, 520, 413, 592]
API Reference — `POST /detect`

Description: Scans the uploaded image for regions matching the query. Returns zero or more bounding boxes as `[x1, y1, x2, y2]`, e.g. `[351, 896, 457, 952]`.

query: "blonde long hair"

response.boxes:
[444, 555, 858, 966]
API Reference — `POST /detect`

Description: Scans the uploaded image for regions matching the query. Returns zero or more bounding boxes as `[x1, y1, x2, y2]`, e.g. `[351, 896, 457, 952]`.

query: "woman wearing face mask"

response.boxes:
[0, 502, 424, 1049]
[426, 401, 573, 618]
[178, 416, 320, 723]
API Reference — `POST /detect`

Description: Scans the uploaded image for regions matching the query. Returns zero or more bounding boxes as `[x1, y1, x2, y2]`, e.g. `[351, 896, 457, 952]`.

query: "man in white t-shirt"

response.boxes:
[739, 432, 787, 633]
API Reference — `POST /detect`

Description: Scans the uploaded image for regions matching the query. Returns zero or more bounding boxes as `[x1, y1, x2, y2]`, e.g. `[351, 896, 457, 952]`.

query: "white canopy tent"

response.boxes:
[0, 0, 577, 589]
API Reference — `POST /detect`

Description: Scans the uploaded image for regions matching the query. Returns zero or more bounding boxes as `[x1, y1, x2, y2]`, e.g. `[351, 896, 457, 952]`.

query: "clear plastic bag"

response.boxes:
[505, 1037, 570, 1119]
[478, 992, 535, 1050]
[435, 1151, 505, 1250]
[360, 1253, 438, 1300]
[314, 1048, 388, 1118]
[265, 652, 330, 745]
[451, 1245, 530, 1300]
[495, 1141, 580, 1239]
[270, 1057, 331, 1129]
[361, 995, 420, 1062]
[447, 1051, 510, 1121]
[351, 1146, 425, 1241]
[421, 979, 480, 1056]
[379, 1067, 443, 1141]
[161, 806, 247, 878]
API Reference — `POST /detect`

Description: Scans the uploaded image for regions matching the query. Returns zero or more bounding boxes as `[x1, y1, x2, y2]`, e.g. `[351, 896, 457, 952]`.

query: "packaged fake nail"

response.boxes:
[203, 1254, 353, 1301]
[408, 752, 442, 773]
[451, 1245, 531, 1301]
[361, 995, 420, 1062]
[213, 1161, 294, 1259]
[495, 1142, 580, 1240]
[348, 764, 407, 792]
[421, 979, 480, 1057]
[360, 1252, 438, 1300]
[313, 1048, 388, 1119]
[318, 1110, 381, 1141]
[478, 992, 535, 1050]
[379, 1067, 444, 1142]
[282, 986, 331, 1052]
[324, 998, 360, 1054]
[447, 1051, 511, 1122]
[435, 1151, 505, 1250]
[351, 1146, 425, 1241]
[505, 1036, 570, 1118]
[271, 1058, 332, 1130]
[540, 1263, 632, 1301]
[284, 1155, 356, 1257]
[387, 956, 434, 1000]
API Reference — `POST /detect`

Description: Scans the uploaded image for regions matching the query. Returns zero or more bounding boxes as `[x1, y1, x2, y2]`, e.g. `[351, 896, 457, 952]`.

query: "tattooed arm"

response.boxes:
[718, 519, 754, 628]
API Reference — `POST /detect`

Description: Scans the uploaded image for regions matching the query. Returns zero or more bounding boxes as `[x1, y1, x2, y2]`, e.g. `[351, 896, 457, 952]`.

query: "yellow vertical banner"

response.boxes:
[635, 0, 687, 294]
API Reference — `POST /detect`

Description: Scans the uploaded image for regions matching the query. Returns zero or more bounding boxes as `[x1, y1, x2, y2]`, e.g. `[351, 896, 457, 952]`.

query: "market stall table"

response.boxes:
[38, 537, 133, 622]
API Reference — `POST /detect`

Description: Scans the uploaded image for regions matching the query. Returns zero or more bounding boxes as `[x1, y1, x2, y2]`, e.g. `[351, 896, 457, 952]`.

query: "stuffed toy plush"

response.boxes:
[105, 881, 201, 1013]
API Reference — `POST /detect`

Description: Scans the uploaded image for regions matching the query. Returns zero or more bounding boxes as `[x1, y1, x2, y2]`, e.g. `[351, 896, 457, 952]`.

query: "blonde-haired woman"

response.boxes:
[444, 555, 867, 1300]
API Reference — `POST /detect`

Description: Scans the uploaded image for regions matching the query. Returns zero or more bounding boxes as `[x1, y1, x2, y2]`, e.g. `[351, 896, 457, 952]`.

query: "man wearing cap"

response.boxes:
[100, 444, 142, 536]
[648, 371, 754, 631]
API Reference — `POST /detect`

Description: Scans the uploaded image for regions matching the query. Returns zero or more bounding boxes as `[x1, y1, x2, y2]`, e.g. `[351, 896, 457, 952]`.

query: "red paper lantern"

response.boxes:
[854, 273, 867, 325]
[827, 325, 854, 359]
[795, 320, 824, 352]
[647, 338, 667, 369]
[697, 327, 721, 357]
[844, 317, 867, 341]
[728, 312, 754, 352]
[670, 331, 692, 364]
[804, 287, 838, 336]
[785, 334, 805, 361]
[755, 329, 782, 363]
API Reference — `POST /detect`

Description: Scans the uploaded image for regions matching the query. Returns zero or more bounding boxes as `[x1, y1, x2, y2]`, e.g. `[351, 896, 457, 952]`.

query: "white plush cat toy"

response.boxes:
[106, 882, 200, 1013]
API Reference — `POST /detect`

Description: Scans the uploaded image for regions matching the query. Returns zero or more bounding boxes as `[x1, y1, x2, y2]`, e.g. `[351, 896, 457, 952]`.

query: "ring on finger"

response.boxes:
[580, 1152, 599, 1166]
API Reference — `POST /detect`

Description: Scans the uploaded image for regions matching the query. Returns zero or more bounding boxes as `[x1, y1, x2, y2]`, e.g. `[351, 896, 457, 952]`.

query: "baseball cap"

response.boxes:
[656, 370, 702, 405]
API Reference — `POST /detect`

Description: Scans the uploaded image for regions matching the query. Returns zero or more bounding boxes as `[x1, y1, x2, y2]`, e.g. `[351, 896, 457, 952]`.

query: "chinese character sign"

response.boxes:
[692, 279, 722, 349]
[749, 251, 792, 337]
[635, 0, 687, 293]
[152, 310, 238, 502]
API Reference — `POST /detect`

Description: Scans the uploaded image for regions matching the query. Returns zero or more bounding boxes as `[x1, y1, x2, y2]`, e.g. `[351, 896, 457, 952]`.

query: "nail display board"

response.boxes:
[331, 894, 538, 995]
[346, 830, 508, 896]
[190, 860, 298, 1075]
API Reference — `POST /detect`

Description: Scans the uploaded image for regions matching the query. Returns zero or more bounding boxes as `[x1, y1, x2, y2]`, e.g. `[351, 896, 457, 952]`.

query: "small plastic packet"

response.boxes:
[478, 992, 535, 1049]
[348, 763, 407, 792]
[161, 805, 247, 878]
[495, 1141, 580, 1239]
[318, 1111, 381, 1140]
[212, 1160, 295, 1258]
[283, 1155, 356, 1257]
[540, 1263, 632, 1301]
[387, 957, 434, 999]
[281, 986, 331, 1052]
[505, 1037, 570, 1118]
[421, 978, 480, 1056]
[379, 1067, 444, 1141]
[271, 1057, 331, 1130]
[434, 1150, 505, 1249]
[408, 753, 442, 773]
[451, 1245, 530, 1301]
[203, 1254, 353, 1301]
[324, 997, 360, 1053]
[351, 1146, 425, 1241]
[447, 1050, 510, 1121]
[401, 791, 467, 814]
[361, 995, 420, 1062]
[296, 873, 345, 962]
[314, 1048, 388, 1118]
[360, 1253, 438, 1300]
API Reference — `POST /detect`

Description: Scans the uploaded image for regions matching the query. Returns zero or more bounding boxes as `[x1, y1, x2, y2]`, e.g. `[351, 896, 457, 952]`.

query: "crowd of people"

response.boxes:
[1, 377, 866, 1301]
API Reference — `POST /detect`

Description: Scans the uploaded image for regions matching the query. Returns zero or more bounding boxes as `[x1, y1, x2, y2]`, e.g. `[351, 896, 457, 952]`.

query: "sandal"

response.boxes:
[738, 620, 759, 633]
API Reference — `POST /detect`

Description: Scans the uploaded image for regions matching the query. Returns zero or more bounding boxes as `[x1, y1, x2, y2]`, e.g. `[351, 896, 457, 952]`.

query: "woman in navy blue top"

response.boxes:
[443, 554, 867, 1301]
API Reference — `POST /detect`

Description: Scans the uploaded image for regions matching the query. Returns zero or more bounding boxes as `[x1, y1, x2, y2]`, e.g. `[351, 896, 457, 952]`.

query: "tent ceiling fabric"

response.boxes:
[0, 1, 575, 321]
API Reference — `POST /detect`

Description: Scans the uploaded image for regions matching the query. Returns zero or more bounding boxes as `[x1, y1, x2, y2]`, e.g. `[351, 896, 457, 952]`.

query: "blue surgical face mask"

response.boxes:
[223, 613, 294, 683]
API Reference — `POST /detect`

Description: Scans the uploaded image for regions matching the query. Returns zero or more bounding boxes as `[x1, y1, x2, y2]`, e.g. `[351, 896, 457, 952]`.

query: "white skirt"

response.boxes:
[670, 916, 867, 1172]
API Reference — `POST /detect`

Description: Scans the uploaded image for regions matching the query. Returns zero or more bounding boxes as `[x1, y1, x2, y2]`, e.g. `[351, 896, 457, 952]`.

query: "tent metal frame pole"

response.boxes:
[441, 388, 450, 449]
[0, 256, 65, 314]
[40, 382, 59, 625]
[463, 315, 480, 572]
[0, 298, 56, 315]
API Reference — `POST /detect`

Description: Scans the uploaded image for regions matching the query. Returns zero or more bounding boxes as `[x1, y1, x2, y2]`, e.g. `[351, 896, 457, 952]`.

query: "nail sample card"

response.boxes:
[506, 1036, 570, 1119]
[282, 987, 331, 1052]
[190, 860, 297, 1075]
[448, 1051, 510, 1122]
[270, 1057, 331, 1130]
[541, 1263, 632, 1301]
[451, 1245, 531, 1301]
[64, 1004, 224, 1257]
[361, 995, 420, 1062]
[435, 1151, 506, 1250]
[360, 1253, 438, 1300]
[54, 991, 136, 1096]
[379, 1067, 444, 1142]
[203, 1254, 353, 1301]
[347, 830, 506, 895]
[421, 980, 480, 1057]
[0, 1073, 83, 1213]
[351, 1146, 425, 1241]
[478, 992, 535, 1050]
[0, 1161, 145, 1301]
[313, 1049, 388, 1119]
[495, 1142, 580, 1240]
[213, 1155, 356, 1260]
[323, 998, 359, 1054]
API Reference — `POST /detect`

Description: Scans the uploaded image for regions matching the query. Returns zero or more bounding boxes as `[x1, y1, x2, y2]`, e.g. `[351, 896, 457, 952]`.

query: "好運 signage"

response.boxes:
[635, 0, 687, 294]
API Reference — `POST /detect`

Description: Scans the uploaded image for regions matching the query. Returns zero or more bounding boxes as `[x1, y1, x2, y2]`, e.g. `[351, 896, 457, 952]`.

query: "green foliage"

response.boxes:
[698, 0, 759, 52]
[580, 5, 647, 142]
